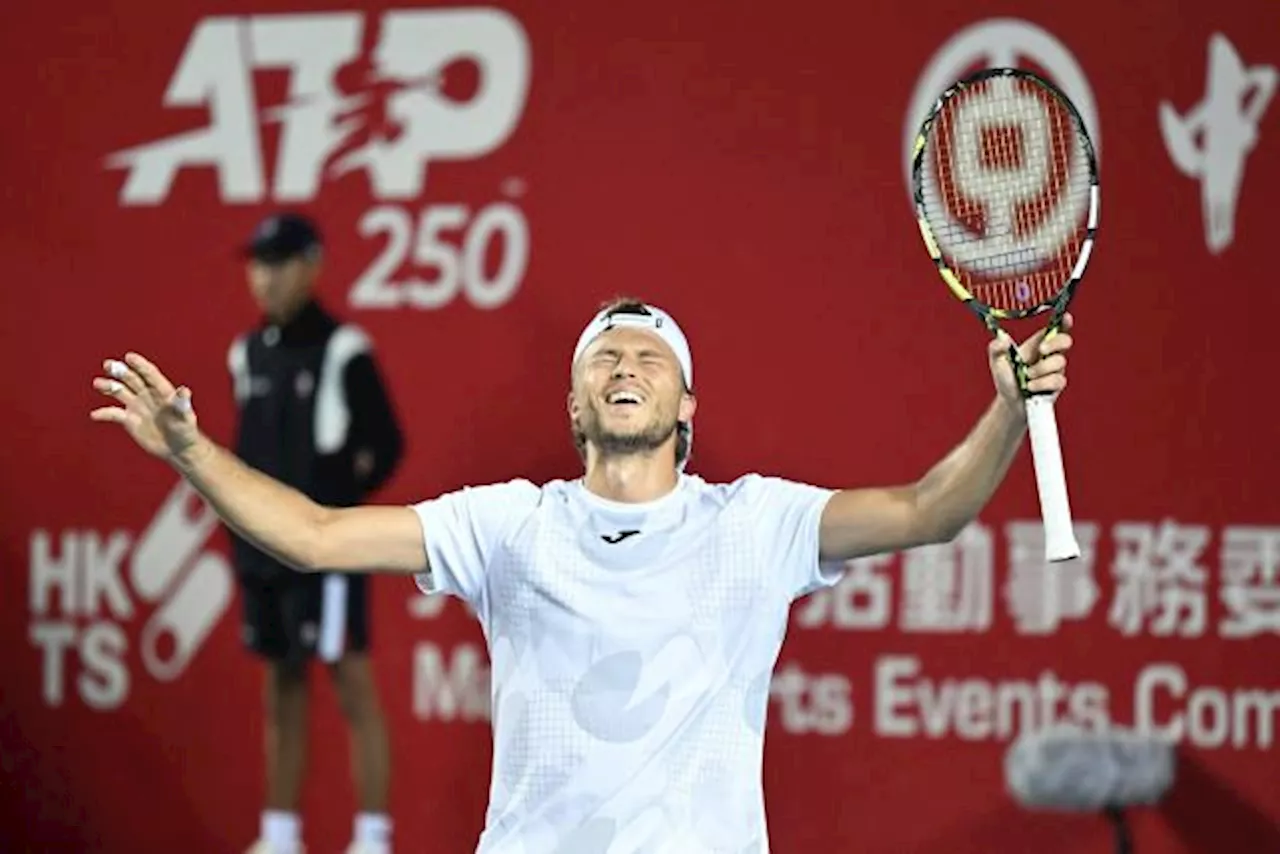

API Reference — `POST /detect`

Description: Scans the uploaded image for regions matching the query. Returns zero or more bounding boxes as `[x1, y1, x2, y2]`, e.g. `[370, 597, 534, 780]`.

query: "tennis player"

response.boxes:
[90, 297, 1072, 852]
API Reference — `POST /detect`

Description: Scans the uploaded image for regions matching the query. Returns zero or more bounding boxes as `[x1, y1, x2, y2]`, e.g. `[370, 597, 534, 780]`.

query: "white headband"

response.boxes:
[571, 303, 693, 389]
[571, 303, 695, 470]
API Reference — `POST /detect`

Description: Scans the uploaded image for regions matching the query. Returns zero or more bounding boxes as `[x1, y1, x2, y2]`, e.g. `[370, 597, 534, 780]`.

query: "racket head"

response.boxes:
[910, 67, 1099, 323]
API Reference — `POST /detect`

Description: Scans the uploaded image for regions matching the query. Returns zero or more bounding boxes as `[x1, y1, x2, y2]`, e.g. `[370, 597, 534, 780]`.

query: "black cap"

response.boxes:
[242, 212, 322, 263]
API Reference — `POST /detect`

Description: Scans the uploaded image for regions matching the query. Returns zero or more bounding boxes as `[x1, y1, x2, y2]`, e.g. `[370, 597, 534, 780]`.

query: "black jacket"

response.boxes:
[226, 299, 404, 577]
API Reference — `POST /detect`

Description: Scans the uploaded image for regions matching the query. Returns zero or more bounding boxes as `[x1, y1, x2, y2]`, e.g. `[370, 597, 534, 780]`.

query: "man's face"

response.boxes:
[569, 326, 695, 460]
[246, 255, 315, 322]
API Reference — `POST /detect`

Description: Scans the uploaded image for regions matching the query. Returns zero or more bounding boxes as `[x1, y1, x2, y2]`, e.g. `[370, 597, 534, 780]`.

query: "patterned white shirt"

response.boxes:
[412, 473, 841, 853]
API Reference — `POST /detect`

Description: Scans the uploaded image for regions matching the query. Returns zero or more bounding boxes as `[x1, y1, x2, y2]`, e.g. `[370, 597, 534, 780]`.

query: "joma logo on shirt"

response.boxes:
[601, 530, 640, 544]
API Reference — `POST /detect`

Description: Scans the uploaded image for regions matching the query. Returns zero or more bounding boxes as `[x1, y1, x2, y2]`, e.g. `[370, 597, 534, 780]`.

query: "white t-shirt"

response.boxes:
[411, 473, 844, 854]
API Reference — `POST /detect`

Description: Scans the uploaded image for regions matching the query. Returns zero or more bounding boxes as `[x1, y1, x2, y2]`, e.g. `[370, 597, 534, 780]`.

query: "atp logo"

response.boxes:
[104, 8, 533, 312]
[1159, 32, 1276, 255]
[28, 480, 233, 709]
[106, 8, 530, 205]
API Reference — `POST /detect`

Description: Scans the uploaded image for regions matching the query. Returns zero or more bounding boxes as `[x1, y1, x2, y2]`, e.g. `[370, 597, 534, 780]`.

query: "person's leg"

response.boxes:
[331, 652, 392, 851]
[262, 655, 310, 836]
[319, 573, 392, 853]
[242, 574, 310, 854]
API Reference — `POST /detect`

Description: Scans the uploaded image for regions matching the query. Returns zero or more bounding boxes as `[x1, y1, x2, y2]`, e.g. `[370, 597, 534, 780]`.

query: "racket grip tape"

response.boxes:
[1024, 395, 1081, 562]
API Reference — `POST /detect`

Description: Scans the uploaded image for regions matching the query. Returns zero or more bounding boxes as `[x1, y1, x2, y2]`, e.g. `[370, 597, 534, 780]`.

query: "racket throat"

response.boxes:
[980, 313, 1034, 396]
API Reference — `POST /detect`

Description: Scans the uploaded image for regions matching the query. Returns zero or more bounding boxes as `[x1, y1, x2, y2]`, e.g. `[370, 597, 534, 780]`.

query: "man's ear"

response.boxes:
[679, 391, 697, 423]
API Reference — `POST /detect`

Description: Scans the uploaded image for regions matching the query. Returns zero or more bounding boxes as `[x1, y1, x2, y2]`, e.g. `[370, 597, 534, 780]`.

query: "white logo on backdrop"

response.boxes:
[29, 480, 232, 709]
[904, 17, 1101, 198]
[1159, 32, 1275, 254]
[104, 9, 533, 312]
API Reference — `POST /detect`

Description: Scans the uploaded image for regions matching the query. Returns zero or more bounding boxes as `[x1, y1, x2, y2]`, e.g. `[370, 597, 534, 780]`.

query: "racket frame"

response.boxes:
[910, 66, 1099, 563]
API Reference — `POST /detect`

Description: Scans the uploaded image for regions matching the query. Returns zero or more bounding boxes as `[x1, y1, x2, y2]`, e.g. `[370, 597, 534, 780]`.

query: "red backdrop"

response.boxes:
[2, 1, 1278, 852]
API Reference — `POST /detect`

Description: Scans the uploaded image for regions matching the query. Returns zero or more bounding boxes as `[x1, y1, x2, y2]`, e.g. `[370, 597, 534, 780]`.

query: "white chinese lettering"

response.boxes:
[795, 555, 893, 630]
[1003, 520, 1100, 635]
[899, 523, 992, 633]
[1219, 526, 1280, 637]
[1108, 520, 1209, 637]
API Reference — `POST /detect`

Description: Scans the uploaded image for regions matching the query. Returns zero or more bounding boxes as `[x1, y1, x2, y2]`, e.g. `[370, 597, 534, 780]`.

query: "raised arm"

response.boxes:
[818, 318, 1074, 562]
[818, 395, 1027, 560]
[91, 352, 425, 574]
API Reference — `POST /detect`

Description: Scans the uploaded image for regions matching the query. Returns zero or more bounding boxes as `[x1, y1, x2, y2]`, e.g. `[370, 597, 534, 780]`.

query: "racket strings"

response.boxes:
[921, 75, 1092, 314]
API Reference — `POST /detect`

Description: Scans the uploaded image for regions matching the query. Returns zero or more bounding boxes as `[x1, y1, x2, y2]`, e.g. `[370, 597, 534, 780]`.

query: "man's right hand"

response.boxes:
[91, 352, 204, 462]
[91, 352, 428, 576]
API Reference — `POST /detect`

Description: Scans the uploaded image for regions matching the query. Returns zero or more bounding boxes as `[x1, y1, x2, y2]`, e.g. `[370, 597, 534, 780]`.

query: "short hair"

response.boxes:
[598, 294, 652, 320]
[571, 295, 692, 466]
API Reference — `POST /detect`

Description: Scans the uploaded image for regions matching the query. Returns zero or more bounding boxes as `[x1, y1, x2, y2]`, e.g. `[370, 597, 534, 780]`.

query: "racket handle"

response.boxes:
[1024, 394, 1081, 562]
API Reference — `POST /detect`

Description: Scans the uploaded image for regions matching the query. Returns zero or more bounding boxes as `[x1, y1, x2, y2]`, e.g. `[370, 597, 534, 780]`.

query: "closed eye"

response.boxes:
[637, 350, 670, 366]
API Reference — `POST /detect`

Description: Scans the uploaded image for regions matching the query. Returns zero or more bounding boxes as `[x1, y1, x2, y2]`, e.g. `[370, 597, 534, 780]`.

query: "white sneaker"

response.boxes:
[344, 842, 390, 854]
[245, 840, 306, 854]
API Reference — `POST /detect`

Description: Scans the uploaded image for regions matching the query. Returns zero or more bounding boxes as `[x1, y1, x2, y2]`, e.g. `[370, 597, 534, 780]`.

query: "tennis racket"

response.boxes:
[910, 67, 1098, 563]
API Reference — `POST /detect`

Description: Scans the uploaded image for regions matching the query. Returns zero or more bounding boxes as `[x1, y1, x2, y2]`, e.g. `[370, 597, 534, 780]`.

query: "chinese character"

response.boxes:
[1108, 520, 1210, 637]
[1003, 521, 1100, 635]
[795, 555, 894, 630]
[899, 523, 992, 632]
[1158, 32, 1276, 253]
[1219, 526, 1280, 637]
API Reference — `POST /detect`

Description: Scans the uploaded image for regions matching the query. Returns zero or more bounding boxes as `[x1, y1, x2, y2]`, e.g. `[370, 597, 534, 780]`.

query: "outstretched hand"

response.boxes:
[989, 312, 1074, 411]
[91, 353, 201, 461]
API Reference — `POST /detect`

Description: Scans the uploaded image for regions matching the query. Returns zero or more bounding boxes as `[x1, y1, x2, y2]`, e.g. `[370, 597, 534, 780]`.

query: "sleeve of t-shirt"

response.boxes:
[409, 479, 541, 610]
[752, 475, 847, 601]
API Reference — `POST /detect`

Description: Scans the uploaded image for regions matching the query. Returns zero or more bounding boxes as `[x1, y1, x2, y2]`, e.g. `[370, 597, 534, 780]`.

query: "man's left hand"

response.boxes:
[988, 312, 1074, 411]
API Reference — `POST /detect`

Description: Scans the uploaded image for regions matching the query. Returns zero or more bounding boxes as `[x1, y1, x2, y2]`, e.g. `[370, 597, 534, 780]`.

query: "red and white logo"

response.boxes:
[904, 19, 1100, 281]
[104, 8, 533, 312]
[904, 18, 1100, 190]
[29, 480, 232, 709]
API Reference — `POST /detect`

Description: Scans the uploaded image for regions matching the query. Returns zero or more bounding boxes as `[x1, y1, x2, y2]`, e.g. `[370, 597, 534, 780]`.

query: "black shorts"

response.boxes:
[237, 570, 370, 665]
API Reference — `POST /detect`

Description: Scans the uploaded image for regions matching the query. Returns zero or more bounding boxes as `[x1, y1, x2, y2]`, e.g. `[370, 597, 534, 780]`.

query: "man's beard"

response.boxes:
[578, 406, 679, 458]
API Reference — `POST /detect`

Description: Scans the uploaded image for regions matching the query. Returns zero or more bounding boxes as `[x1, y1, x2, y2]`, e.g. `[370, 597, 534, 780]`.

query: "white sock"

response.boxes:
[261, 810, 301, 853]
[354, 812, 392, 849]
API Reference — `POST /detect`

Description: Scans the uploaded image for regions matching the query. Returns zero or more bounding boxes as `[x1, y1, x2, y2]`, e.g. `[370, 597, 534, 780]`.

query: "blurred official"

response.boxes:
[229, 212, 404, 854]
